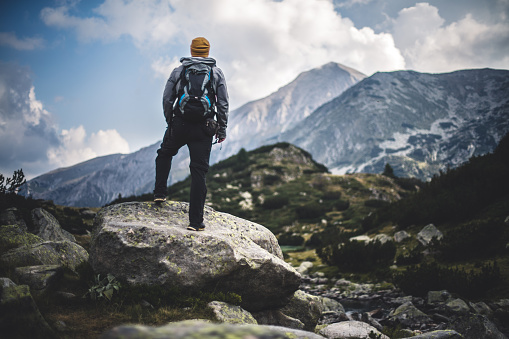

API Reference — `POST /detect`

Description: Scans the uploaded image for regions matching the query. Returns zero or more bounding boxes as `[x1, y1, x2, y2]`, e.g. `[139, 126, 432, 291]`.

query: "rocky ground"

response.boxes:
[298, 265, 509, 338]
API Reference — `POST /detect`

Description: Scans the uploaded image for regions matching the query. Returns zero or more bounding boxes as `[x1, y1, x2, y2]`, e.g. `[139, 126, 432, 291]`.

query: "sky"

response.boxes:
[1, 0, 508, 179]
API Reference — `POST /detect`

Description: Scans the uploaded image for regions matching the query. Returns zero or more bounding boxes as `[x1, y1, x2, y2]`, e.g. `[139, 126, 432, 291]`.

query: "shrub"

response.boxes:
[324, 239, 396, 272]
[278, 232, 304, 246]
[393, 261, 501, 299]
[364, 199, 390, 208]
[262, 194, 289, 209]
[322, 190, 342, 200]
[296, 201, 324, 219]
[336, 200, 350, 211]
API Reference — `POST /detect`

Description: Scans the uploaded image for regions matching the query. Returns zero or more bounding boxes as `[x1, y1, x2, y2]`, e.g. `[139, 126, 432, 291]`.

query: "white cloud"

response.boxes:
[0, 32, 45, 50]
[0, 62, 130, 179]
[391, 2, 509, 72]
[47, 126, 130, 168]
[41, 0, 405, 108]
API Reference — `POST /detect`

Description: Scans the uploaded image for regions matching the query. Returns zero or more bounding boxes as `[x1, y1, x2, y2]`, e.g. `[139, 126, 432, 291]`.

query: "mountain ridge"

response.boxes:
[24, 62, 364, 207]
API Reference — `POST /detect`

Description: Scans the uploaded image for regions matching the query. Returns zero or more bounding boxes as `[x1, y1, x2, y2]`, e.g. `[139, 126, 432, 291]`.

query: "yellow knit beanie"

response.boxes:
[190, 37, 210, 57]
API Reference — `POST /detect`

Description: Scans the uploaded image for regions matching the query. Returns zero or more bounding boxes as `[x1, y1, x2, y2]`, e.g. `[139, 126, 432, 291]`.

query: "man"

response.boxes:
[154, 37, 229, 231]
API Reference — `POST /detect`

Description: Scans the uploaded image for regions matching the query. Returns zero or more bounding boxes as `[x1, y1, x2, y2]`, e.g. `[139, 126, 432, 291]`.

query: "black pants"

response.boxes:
[154, 117, 212, 225]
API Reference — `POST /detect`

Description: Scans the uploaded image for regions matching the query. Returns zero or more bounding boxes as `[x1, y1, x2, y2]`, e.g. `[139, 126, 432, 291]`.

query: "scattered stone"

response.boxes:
[280, 290, 325, 331]
[428, 290, 452, 306]
[100, 320, 325, 339]
[319, 320, 389, 339]
[349, 235, 371, 243]
[31, 208, 76, 242]
[445, 298, 470, 315]
[207, 301, 258, 325]
[373, 234, 393, 244]
[388, 301, 432, 328]
[394, 230, 411, 243]
[0, 277, 17, 289]
[13, 265, 62, 296]
[252, 309, 305, 330]
[297, 261, 313, 275]
[417, 224, 443, 246]
[450, 314, 507, 339]
[90, 201, 301, 312]
[469, 301, 492, 316]
[412, 330, 463, 338]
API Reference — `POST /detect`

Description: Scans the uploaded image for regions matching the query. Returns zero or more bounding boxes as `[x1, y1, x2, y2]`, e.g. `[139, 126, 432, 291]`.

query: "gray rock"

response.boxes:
[100, 320, 325, 339]
[31, 208, 76, 242]
[319, 320, 389, 339]
[0, 241, 89, 271]
[445, 298, 470, 315]
[388, 301, 432, 327]
[207, 301, 258, 324]
[394, 230, 411, 243]
[412, 330, 463, 339]
[252, 309, 305, 330]
[0, 283, 54, 338]
[428, 290, 452, 306]
[0, 207, 28, 232]
[450, 314, 507, 339]
[0, 277, 17, 289]
[297, 261, 314, 275]
[13, 265, 63, 296]
[373, 234, 393, 244]
[469, 301, 492, 316]
[90, 201, 301, 312]
[417, 224, 443, 246]
[0, 224, 42, 254]
[280, 290, 325, 331]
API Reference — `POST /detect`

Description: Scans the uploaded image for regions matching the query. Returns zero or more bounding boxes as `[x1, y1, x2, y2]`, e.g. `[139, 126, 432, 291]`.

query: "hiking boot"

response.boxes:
[187, 222, 205, 231]
[154, 194, 166, 202]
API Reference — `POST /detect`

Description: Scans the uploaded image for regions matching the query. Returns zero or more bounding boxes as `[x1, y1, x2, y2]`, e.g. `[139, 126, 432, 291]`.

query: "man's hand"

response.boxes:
[217, 138, 226, 143]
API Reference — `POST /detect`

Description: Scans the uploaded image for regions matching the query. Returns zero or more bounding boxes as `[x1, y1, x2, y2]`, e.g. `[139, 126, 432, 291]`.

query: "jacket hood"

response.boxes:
[180, 57, 217, 67]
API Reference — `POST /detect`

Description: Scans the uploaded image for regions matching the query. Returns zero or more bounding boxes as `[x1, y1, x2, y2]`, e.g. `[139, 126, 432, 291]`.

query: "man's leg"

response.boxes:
[154, 127, 183, 199]
[187, 128, 212, 227]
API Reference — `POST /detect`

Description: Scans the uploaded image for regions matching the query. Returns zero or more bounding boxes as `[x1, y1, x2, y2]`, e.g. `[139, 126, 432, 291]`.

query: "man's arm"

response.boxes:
[162, 67, 182, 124]
[214, 67, 229, 142]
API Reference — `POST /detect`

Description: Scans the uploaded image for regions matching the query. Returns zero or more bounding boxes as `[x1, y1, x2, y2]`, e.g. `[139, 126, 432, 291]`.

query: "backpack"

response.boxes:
[176, 63, 216, 122]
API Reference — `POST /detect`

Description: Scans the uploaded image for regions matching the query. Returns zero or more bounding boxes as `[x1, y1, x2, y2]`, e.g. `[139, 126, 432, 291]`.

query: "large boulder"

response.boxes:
[90, 201, 301, 311]
[0, 241, 88, 271]
[100, 320, 325, 339]
[0, 281, 54, 338]
[31, 208, 76, 243]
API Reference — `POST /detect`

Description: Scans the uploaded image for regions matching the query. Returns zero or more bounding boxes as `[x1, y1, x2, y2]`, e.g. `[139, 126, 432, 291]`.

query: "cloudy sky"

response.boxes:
[1, 0, 508, 179]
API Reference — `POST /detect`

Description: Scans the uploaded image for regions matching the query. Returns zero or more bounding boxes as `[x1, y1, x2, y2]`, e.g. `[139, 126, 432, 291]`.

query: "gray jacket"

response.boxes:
[162, 56, 229, 138]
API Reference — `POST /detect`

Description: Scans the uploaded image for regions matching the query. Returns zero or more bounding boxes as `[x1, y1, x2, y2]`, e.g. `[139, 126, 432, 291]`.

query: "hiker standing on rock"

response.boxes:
[154, 37, 229, 231]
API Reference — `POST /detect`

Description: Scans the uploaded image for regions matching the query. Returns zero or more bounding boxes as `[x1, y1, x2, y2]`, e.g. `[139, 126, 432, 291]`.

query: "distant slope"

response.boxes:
[281, 68, 509, 179]
[23, 143, 160, 207]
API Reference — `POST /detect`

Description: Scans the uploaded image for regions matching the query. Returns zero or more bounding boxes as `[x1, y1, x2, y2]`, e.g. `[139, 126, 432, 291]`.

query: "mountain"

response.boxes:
[281, 68, 509, 179]
[23, 143, 159, 207]
[24, 62, 364, 207]
[218, 62, 366, 161]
